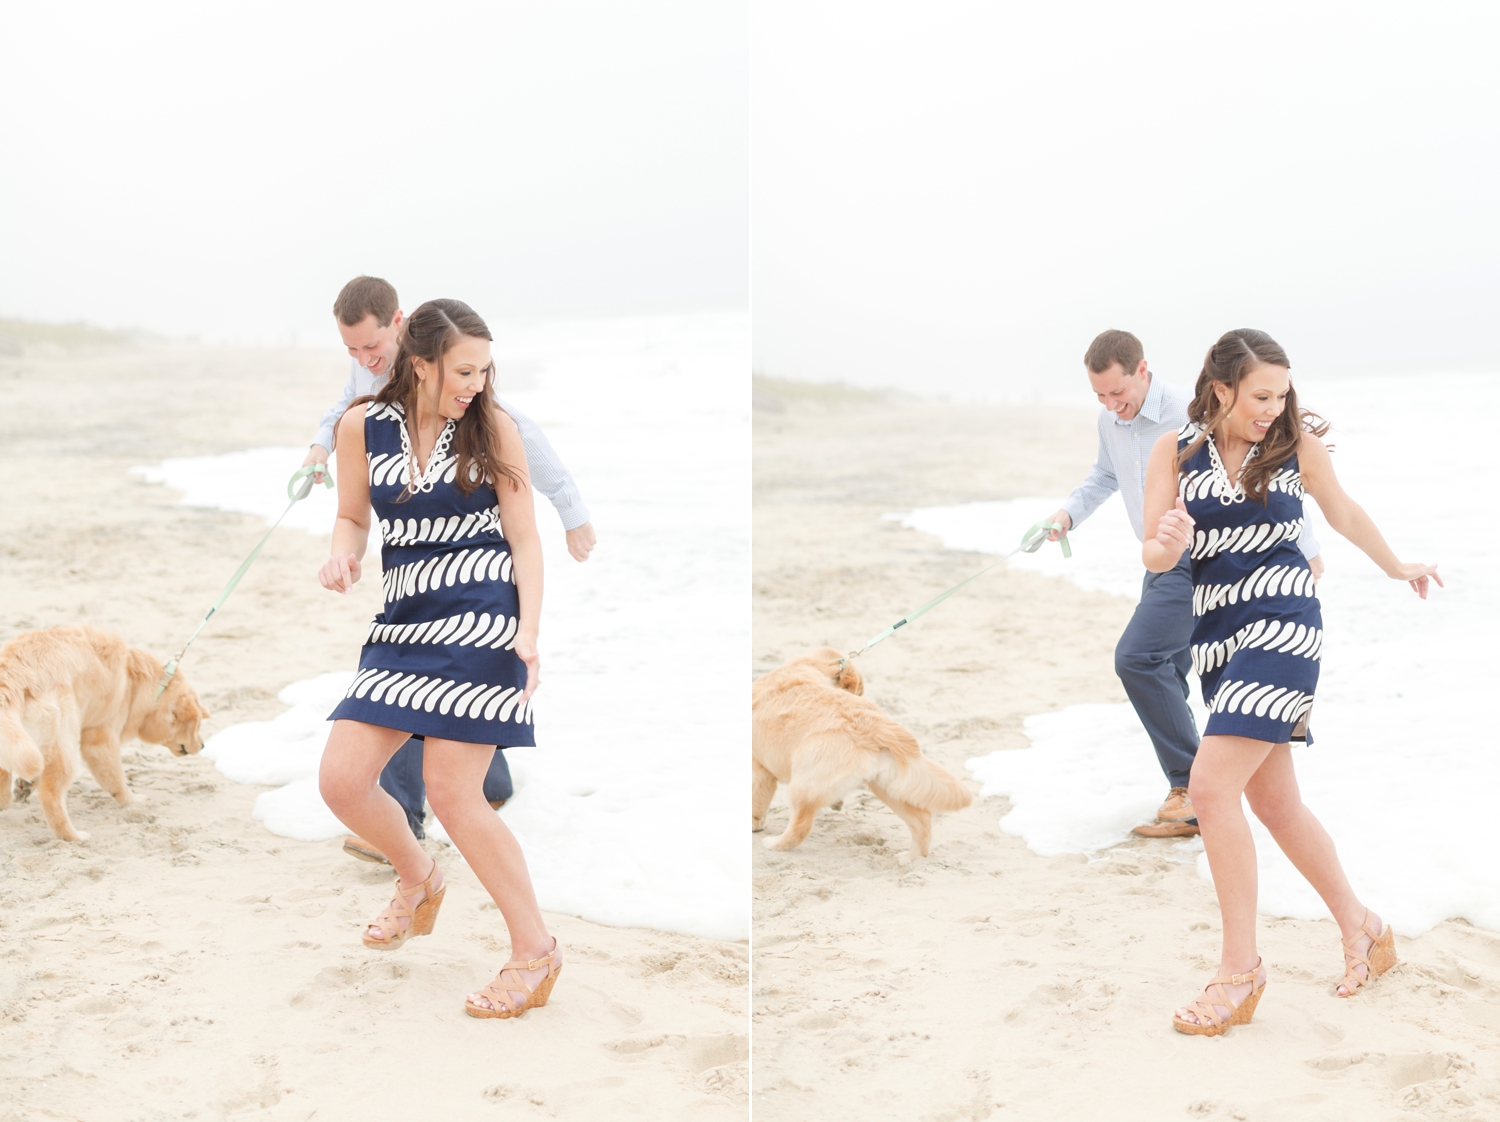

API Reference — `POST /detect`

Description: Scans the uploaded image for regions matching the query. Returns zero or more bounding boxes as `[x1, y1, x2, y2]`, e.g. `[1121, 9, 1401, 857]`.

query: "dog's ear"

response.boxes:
[836, 659, 864, 695]
[172, 693, 201, 725]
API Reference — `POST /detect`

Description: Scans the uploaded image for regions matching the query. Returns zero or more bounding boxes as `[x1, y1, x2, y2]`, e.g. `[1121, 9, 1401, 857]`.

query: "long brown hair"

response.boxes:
[1179, 328, 1329, 503]
[371, 298, 524, 498]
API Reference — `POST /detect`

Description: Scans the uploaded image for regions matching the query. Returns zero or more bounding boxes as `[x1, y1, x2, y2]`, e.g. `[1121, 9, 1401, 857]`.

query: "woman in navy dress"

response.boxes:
[317, 299, 560, 1019]
[1141, 329, 1439, 1036]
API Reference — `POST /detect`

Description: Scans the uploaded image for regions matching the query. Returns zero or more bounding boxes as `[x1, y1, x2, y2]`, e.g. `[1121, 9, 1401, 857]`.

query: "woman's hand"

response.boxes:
[319, 552, 361, 594]
[1154, 495, 1196, 557]
[1393, 562, 1443, 600]
[514, 631, 541, 700]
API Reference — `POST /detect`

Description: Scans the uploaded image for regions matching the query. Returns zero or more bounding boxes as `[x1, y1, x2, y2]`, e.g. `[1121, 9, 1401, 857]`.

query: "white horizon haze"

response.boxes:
[0, 1, 747, 346]
[753, 2, 1500, 403]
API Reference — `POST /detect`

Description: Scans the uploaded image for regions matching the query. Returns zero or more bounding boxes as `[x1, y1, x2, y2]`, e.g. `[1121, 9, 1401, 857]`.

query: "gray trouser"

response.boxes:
[1114, 556, 1199, 789]
[378, 738, 513, 840]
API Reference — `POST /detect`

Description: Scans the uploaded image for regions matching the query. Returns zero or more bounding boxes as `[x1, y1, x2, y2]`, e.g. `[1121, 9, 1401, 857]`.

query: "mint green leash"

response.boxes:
[838, 519, 1071, 671]
[155, 464, 335, 697]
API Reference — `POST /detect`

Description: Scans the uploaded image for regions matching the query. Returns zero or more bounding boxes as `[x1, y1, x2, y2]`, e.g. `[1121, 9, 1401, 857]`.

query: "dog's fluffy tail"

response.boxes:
[0, 703, 43, 780]
[882, 754, 973, 813]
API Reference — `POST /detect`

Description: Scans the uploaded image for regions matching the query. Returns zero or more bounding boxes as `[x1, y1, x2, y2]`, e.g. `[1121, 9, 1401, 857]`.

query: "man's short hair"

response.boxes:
[333, 276, 399, 327]
[1083, 329, 1144, 376]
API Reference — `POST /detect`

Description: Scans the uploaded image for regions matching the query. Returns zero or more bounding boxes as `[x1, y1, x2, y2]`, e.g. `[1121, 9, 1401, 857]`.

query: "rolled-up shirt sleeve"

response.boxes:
[497, 398, 591, 531]
[1298, 521, 1322, 560]
[1060, 418, 1120, 529]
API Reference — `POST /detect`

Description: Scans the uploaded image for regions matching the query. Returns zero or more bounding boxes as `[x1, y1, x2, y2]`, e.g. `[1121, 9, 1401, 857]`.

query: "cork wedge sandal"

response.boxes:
[1171, 959, 1266, 1037]
[464, 939, 562, 1019]
[362, 860, 445, 950]
[1337, 910, 1397, 997]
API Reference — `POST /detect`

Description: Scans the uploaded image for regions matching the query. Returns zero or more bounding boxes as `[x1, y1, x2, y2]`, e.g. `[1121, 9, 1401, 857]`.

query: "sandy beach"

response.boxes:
[751, 378, 1500, 1121]
[0, 330, 747, 1121]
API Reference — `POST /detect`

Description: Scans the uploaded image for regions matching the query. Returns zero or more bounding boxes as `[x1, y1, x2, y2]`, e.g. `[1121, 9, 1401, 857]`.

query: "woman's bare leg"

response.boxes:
[1242, 743, 1380, 993]
[318, 720, 442, 937]
[423, 739, 556, 1010]
[1177, 733, 1275, 1023]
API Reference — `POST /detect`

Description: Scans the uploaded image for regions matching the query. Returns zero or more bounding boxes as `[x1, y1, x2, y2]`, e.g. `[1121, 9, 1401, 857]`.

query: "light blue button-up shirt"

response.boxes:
[1061, 372, 1320, 558]
[314, 358, 590, 531]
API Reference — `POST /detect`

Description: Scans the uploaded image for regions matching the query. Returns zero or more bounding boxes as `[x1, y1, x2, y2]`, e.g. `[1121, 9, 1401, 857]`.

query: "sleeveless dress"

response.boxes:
[329, 401, 536, 746]
[1179, 422, 1320, 745]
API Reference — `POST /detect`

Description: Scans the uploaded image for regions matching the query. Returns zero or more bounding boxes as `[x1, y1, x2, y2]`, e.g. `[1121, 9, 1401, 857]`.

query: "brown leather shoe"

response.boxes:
[342, 836, 391, 865]
[1157, 787, 1197, 823]
[1131, 819, 1201, 838]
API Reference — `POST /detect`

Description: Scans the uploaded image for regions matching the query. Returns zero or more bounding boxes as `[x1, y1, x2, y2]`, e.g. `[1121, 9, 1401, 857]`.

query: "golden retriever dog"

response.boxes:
[0, 625, 210, 841]
[752, 647, 972, 857]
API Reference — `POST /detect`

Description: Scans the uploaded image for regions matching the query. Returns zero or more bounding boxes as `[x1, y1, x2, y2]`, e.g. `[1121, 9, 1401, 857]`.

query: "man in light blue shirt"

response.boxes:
[1046, 330, 1322, 837]
[311, 276, 595, 864]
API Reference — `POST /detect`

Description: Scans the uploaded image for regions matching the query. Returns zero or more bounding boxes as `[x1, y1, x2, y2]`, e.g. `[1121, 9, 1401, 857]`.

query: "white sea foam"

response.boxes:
[132, 447, 342, 534]
[901, 372, 1500, 935]
[147, 311, 749, 942]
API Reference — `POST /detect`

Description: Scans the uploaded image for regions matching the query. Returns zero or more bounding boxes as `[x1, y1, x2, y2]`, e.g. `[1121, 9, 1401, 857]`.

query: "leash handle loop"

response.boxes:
[289, 462, 336, 501]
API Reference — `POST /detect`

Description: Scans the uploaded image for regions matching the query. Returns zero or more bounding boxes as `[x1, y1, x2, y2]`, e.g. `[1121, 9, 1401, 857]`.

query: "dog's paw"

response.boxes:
[751, 820, 765, 833]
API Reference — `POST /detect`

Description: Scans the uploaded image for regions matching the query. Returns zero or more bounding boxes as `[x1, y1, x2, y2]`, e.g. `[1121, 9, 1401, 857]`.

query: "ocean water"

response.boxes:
[894, 372, 1500, 936]
[135, 311, 749, 942]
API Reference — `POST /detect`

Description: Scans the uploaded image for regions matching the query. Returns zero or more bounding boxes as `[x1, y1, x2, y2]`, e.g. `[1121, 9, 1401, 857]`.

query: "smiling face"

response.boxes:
[1214, 362, 1290, 442]
[412, 334, 493, 421]
[337, 311, 405, 379]
[1087, 359, 1151, 421]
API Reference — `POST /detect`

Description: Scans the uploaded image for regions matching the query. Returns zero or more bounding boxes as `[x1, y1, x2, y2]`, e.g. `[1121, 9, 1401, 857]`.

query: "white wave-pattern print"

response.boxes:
[1190, 519, 1303, 560]
[1180, 467, 1304, 504]
[366, 450, 461, 492]
[364, 611, 519, 651]
[378, 508, 501, 546]
[1266, 468, 1304, 498]
[1206, 678, 1315, 725]
[1192, 618, 1324, 675]
[1193, 563, 1318, 616]
[380, 547, 514, 605]
[342, 668, 534, 724]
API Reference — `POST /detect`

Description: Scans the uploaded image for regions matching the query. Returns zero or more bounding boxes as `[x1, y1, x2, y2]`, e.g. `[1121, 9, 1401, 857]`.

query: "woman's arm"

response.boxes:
[1142, 431, 1195, 573]
[494, 406, 544, 698]
[1297, 431, 1441, 598]
[318, 404, 372, 594]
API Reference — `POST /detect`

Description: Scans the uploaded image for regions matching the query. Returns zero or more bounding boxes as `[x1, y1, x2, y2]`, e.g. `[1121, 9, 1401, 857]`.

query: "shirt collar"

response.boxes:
[1132, 371, 1164, 424]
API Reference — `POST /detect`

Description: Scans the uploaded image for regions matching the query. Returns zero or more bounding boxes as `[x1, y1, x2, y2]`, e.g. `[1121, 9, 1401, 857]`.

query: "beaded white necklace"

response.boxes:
[399, 414, 456, 495]
[1205, 431, 1258, 506]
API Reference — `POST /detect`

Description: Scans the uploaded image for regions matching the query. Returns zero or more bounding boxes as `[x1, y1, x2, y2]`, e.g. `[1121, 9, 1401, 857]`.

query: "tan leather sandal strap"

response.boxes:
[497, 966, 537, 998]
[472, 984, 513, 1013]
[1186, 997, 1225, 1029]
[411, 859, 439, 898]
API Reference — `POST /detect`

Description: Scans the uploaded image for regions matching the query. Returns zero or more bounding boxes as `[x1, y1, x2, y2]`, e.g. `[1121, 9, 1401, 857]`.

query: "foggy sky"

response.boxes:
[753, 2, 1500, 400]
[0, 1, 747, 344]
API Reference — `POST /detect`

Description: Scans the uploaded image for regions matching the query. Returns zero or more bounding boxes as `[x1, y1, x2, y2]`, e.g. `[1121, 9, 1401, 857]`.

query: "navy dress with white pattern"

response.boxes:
[329, 400, 536, 745]
[1179, 422, 1321, 744]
